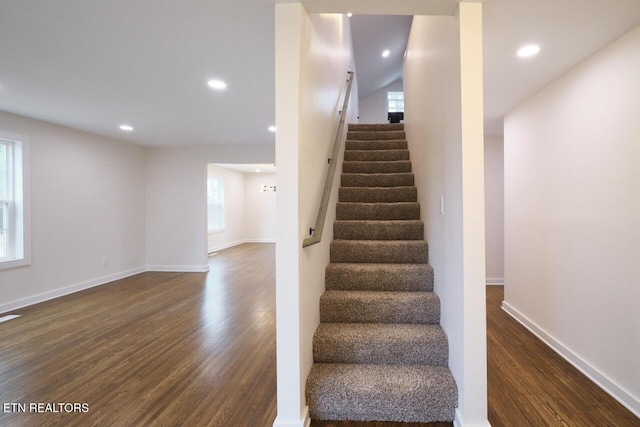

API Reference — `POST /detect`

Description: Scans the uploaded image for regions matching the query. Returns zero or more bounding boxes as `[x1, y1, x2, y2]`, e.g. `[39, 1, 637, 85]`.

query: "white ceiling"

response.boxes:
[351, 15, 413, 99]
[0, 0, 275, 147]
[482, 0, 640, 134]
[1, 1, 639, 146]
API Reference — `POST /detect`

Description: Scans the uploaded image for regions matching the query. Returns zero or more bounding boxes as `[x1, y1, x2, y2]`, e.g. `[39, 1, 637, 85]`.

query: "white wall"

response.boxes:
[0, 110, 146, 313]
[404, 4, 488, 426]
[145, 146, 274, 272]
[504, 25, 640, 416]
[244, 172, 276, 242]
[358, 78, 403, 124]
[206, 165, 246, 252]
[206, 166, 276, 252]
[274, 5, 357, 426]
[484, 135, 504, 284]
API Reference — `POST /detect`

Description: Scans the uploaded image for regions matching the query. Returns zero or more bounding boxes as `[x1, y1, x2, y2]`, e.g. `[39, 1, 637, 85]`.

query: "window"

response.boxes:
[207, 177, 225, 232]
[0, 131, 30, 269]
[388, 91, 404, 113]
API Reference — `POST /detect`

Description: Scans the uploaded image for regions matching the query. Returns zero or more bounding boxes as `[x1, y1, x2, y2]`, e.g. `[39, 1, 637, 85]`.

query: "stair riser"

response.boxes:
[325, 264, 434, 292]
[342, 161, 412, 174]
[320, 294, 440, 324]
[338, 187, 418, 203]
[348, 123, 404, 132]
[341, 173, 414, 188]
[339, 187, 417, 203]
[347, 131, 406, 140]
[330, 241, 428, 264]
[336, 203, 420, 220]
[313, 328, 448, 366]
[345, 140, 407, 150]
[334, 221, 423, 240]
[306, 364, 457, 423]
[344, 150, 409, 161]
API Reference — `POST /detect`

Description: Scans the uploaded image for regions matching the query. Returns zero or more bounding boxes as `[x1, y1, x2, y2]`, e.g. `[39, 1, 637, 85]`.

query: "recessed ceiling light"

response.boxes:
[347, 12, 353, 18]
[207, 79, 227, 90]
[382, 50, 390, 58]
[268, 126, 277, 132]
[517, 45, 540, 58]
[119, 125, 134, 131]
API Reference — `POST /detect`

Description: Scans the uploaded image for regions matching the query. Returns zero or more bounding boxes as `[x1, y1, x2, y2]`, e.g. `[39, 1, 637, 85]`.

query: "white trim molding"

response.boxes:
[502, 301, 640, 418]
[146, 265, 209, 273]
[454, 408, 492, 427]
[0, 267, 146, 314]
[208, 239, 275, 254]
[486, 278, 504, 286]
[272, 406, 310, 427]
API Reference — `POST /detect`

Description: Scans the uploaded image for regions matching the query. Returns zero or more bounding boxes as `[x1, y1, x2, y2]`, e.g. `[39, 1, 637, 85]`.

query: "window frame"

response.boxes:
[0, 131, 31, 270]
[387, 91, 405, 113]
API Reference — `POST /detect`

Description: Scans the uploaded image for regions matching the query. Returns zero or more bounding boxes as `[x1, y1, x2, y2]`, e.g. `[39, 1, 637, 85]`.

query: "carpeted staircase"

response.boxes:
[306, 123, 458, 423]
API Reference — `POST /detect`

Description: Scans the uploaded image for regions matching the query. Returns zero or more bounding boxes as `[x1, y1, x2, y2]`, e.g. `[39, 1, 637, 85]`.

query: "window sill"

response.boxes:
[0, 256, 31, 271]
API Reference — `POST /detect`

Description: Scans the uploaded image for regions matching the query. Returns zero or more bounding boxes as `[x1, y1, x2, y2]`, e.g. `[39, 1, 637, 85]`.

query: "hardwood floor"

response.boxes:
[0, 243, 276, 427]
[487, 286, 638, 427]
[2, 246, 638, 427]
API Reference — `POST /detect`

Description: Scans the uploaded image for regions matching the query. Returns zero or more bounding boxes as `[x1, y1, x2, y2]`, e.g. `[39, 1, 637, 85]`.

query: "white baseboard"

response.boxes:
[272, 406, 310, 427]
[0, 266, 146, 314]
[208, 239, 275, 254]
[486, 278, 504, 286]
[502, 301, 640, 418]
[454, 408, 492, 427]
[208, 239, 246, 253]
[146, 265, 209, 273]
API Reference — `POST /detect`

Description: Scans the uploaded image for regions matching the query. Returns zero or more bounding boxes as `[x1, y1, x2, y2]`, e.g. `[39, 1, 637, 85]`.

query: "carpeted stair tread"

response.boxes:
[325, 263, 434, 292]
[313, 323, 448, 365]
[347, 130, 406, 141]
[334, 220, 423, 240]
[341, 173, 414, 188]
[345, 139, 408, 151]
[348, 123, 404, 132]
[330, 240, 428, 264]
[344, 149, 410, 162]
[336, 202, 420, 220]
[306, 363, 457, 422]
[339, 186, 417, 203]
[320, 290, 440, 324]
[342, 160, 412, 174]
[307, 122, 457, 423]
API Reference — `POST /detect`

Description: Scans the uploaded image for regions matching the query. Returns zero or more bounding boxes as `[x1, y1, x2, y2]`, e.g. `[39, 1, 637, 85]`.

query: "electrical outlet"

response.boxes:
[102, 257, 109, 266]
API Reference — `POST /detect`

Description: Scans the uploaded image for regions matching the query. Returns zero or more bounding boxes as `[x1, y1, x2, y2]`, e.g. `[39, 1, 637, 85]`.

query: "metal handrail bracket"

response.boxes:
[303, 71, 355, 248]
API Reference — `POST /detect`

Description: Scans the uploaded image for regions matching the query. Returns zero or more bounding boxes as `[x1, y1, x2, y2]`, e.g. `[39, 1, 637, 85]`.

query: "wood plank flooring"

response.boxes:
[0, 243, 276, 427]
[487, 286, 638, 427]
[1, 245, 638, 426]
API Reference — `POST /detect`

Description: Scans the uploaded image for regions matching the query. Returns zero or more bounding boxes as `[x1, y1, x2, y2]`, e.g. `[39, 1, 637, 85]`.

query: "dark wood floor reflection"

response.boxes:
[0, 243, 276, 427]
[487, 286, 638, 427]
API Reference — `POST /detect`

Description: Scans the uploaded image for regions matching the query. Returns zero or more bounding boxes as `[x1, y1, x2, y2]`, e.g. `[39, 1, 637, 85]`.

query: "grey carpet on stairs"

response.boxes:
[342, 160, 412, 173]
[306, 123, 457, 423]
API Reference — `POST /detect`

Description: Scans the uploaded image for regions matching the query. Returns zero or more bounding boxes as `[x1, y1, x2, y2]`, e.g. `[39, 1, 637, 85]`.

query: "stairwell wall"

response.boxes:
[404, 5, 488, 426]
[504, 25, 640, 416]
[274, 4, 357, 426]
